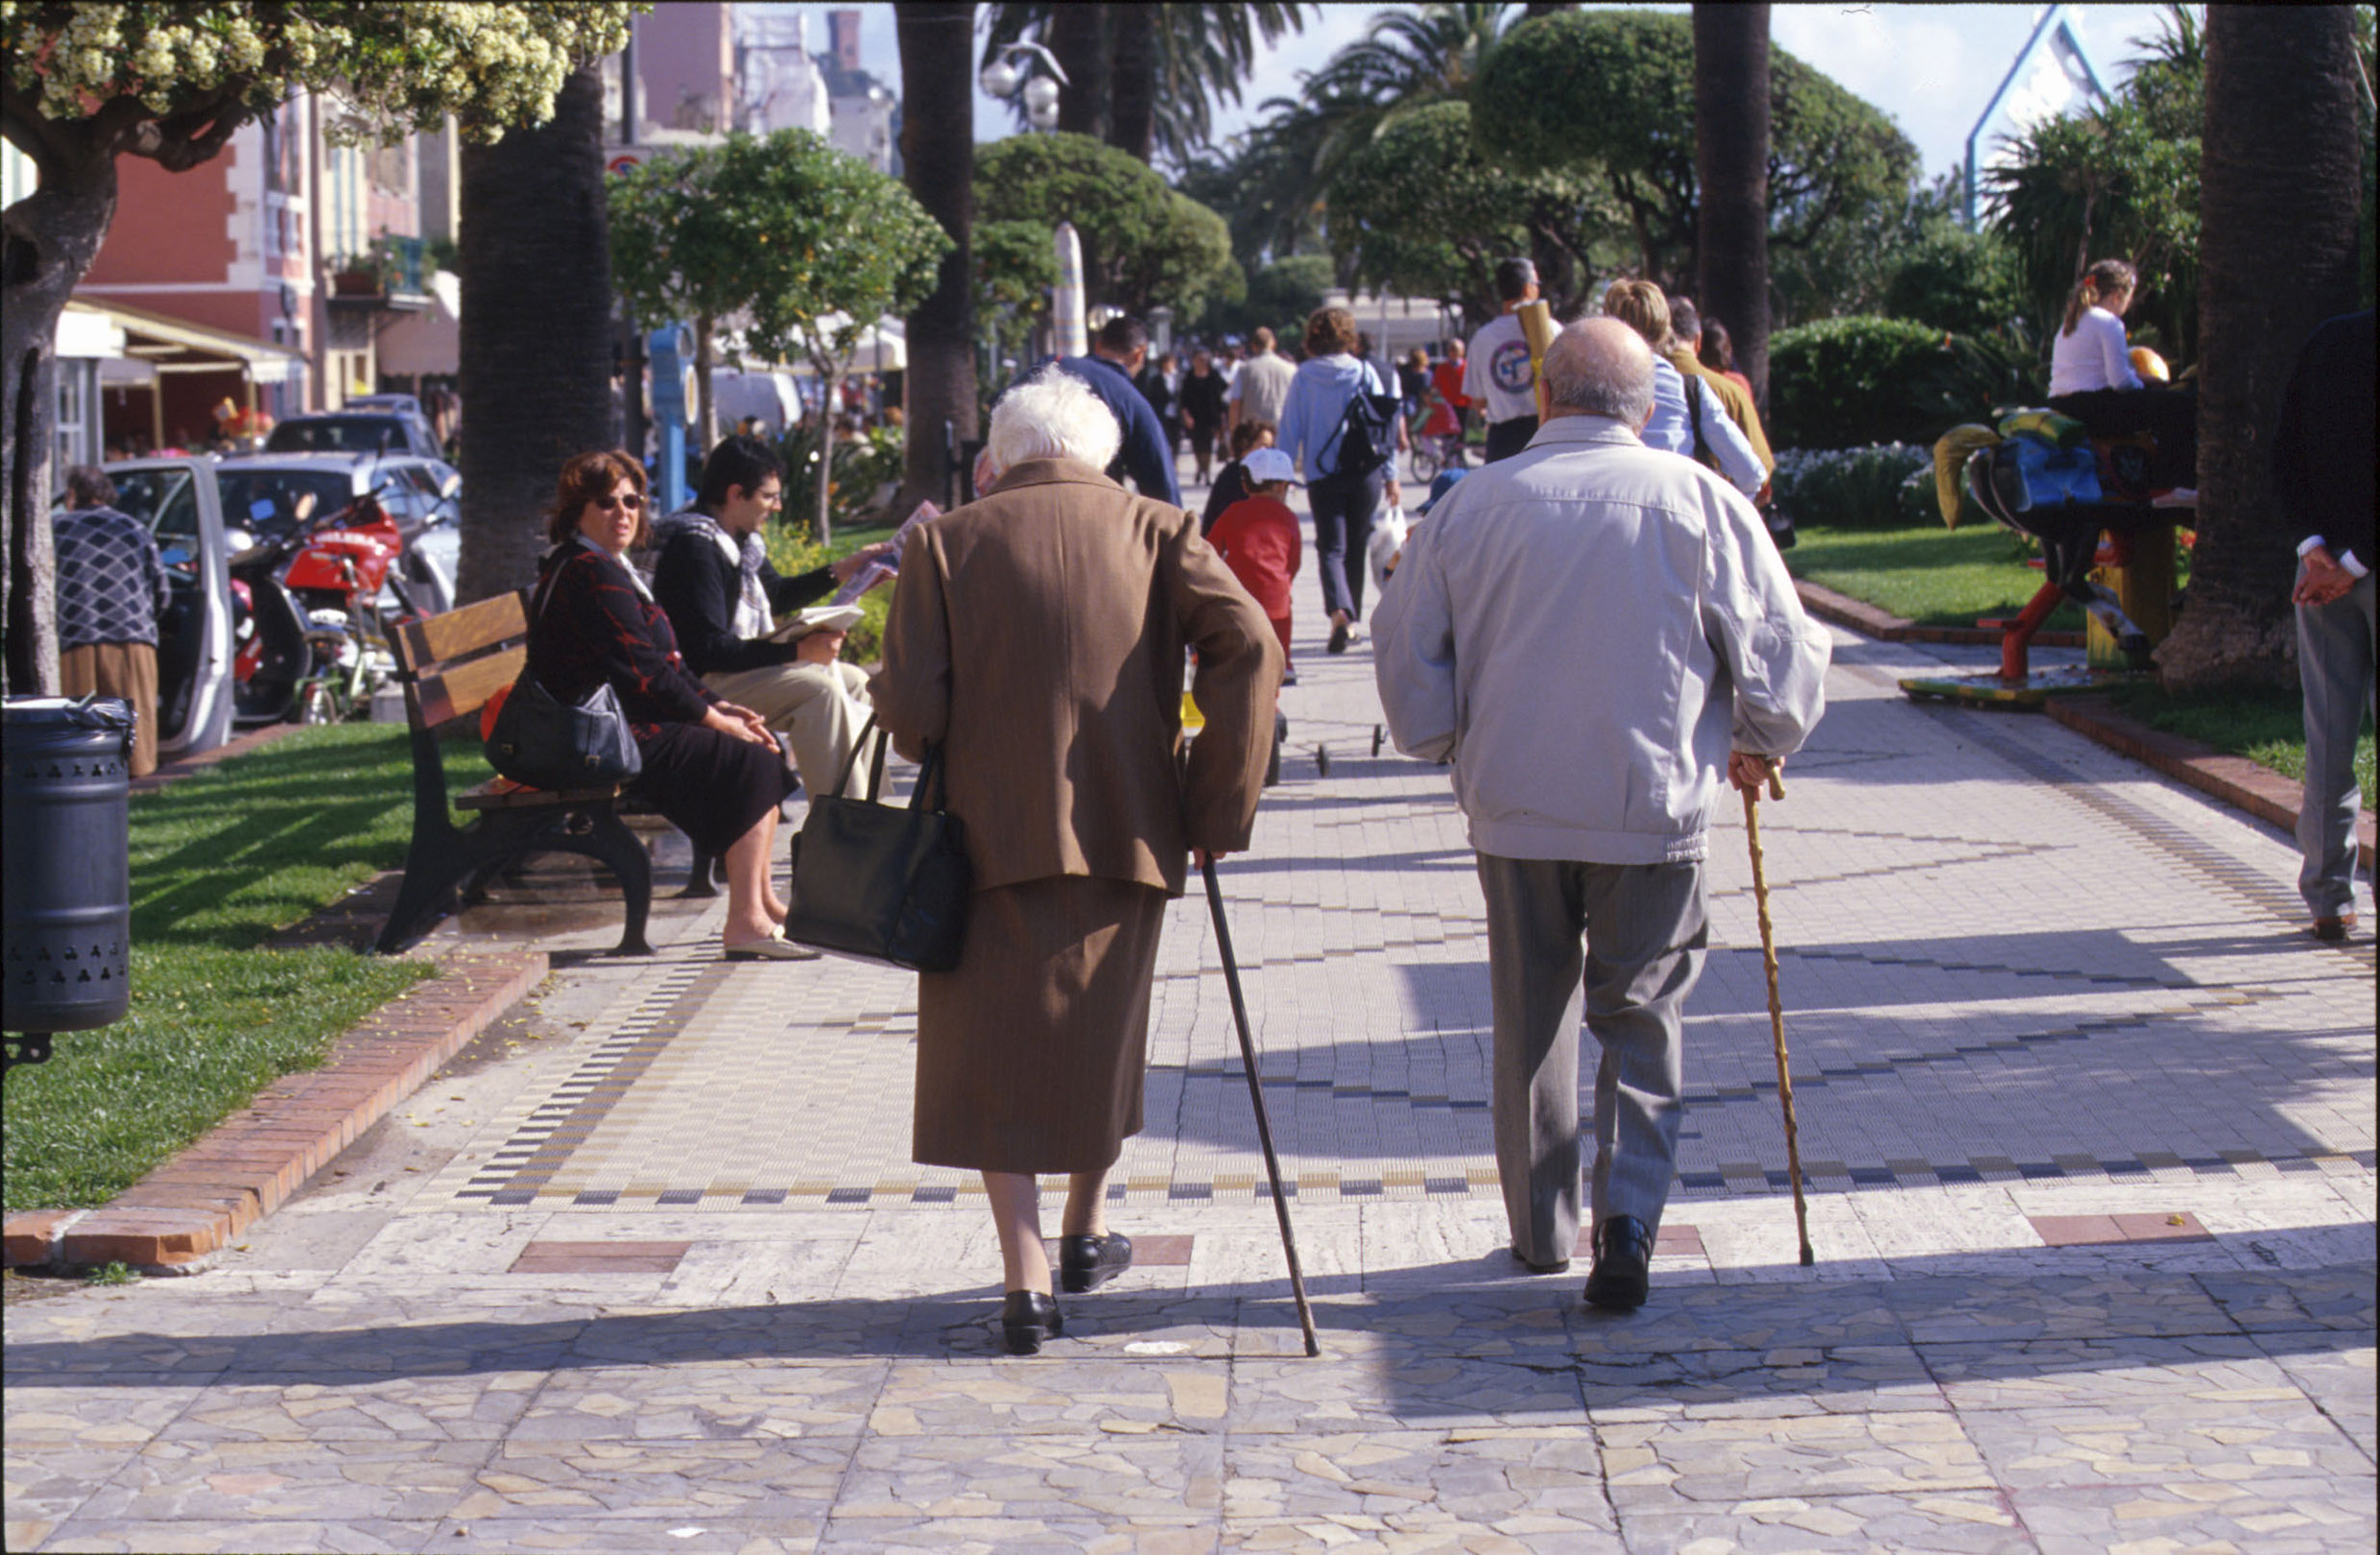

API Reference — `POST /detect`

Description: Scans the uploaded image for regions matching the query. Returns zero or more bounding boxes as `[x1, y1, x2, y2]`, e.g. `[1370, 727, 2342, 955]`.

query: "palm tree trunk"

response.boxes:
[1049, 5, 1110, 141]
[0, 127, 117, 696]
[457, 63, 614, 604]
[1693, 3, 1771, 414]
[896, 2, 977, 516]
[1108, 5, 1158, 163]
[2154, 7, 2364, 690]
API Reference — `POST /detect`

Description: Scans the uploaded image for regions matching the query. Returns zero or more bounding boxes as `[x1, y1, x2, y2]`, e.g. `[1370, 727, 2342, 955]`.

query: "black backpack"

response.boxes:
[1323, 371, 1402, 481]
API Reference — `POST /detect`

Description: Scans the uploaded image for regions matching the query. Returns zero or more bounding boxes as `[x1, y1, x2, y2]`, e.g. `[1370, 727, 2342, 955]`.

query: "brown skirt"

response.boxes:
[914, 874, 1170, 1174]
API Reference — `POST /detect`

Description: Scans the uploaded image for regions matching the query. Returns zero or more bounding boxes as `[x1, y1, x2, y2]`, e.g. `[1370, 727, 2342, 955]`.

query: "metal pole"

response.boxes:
[1742, 774, 1815, 1265]
[1202, 854, 1321, 1356]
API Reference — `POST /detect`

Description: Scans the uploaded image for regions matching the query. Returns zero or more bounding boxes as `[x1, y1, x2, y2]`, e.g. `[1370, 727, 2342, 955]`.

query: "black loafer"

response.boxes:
[1000, 1290, 1064, 1355]
[1326, 619, 1350, 655]
[1513, 1248, 1571, 1276]
[1059, 1231, 1133, 1293]
[1583, 1215, 1653, 1311]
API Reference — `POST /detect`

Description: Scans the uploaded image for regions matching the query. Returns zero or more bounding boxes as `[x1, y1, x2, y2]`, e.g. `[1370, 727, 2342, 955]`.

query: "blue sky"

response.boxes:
[752, 3, 2177, 184]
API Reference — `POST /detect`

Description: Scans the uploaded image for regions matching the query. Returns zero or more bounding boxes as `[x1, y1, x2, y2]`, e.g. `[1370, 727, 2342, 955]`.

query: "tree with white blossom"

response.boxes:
[0, 2, 635, 694]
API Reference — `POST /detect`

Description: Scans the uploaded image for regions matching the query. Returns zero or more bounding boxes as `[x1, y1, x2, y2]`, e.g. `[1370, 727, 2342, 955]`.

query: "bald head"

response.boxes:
[1540, 318, 1655, 429]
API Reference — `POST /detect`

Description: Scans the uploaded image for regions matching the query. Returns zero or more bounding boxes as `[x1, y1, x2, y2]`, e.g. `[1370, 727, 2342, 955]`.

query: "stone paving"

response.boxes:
[6, 475, 2374, 1553]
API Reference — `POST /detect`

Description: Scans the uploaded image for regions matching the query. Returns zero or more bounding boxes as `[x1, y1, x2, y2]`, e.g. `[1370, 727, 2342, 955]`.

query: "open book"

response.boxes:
[827, 498, 940, 606]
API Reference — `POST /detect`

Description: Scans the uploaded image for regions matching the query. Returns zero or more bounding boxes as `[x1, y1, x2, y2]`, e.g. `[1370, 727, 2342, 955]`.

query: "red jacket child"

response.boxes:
[1207, 445, 1303, 673]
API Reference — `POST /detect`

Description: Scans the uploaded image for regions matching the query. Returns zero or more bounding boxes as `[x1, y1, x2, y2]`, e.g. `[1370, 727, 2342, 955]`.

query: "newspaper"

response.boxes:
[827, 498, 939, 606]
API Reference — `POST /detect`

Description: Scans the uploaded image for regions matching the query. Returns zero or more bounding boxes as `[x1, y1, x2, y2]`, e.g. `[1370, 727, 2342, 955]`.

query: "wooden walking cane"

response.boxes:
[1202, 854, 1322, 1356]
[1742, 769, 1816, 1267]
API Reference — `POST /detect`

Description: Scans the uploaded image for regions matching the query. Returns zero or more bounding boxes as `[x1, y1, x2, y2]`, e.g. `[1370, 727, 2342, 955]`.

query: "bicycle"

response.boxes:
[1408, 428, 1466, 485]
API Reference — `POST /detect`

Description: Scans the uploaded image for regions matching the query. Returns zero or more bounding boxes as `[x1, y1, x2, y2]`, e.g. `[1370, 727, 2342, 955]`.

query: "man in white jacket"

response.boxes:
[1372, 319, 1832, 1311]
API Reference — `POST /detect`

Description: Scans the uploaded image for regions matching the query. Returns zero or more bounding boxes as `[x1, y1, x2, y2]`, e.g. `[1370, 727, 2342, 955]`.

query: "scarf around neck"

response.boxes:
[658, 508, 770, 640]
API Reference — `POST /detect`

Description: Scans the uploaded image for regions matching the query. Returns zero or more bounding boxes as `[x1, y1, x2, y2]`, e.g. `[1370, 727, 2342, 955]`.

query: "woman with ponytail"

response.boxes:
[2047, 259, 2198, 497]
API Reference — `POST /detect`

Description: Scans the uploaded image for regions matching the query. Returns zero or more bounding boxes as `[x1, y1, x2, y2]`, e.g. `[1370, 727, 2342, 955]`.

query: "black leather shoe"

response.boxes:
[1582, 1216, 1653, 1311]
[1001, 1290, 1064, 1355]
[1512, 1248, 1571, 1276]
[1059, 1232, 1133, 1294]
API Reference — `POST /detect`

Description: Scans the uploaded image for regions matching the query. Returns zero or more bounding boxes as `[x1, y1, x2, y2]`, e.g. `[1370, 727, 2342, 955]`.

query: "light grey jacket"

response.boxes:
[1371, 415, 1831, 865]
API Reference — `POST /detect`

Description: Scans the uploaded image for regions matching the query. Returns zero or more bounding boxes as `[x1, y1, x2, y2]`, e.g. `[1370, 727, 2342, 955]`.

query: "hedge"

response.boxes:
[1770, 444, 1936, 532]
[1769, 315, 2046, 452]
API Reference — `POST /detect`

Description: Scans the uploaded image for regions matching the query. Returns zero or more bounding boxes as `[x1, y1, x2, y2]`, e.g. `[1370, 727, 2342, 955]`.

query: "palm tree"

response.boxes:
[895, 2, 977, 516]
[456, 64, 616, 604]
[1045, 4, 1109, 140]
[1693, 4, 1772, 410]
[2154, 7, 2364, 689]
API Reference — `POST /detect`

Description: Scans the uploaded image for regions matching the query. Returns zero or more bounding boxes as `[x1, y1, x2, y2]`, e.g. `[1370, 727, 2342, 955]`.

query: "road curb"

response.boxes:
[2045, 697, 2376, 874]
[1795, 578, 2085, 649]
[3, 949, 546, 1275]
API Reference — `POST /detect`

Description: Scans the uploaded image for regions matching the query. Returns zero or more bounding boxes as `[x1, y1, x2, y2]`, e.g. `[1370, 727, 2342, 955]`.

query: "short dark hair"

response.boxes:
[1095, 316, 1149, 356]
[1667, 297, 1702, 342]
[1228, 419, 1273, 460]
[696, 434, 784, 512]
[1304, 306, 1359, 357]
[63, 465, 115, 508]
[545, 449, 651, 547]
[1494, 257, 1538, 302]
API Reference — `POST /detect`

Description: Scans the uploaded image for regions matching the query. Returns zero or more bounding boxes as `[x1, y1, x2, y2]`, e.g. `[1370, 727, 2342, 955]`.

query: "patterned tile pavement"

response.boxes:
[6, 476, 2372, 1552]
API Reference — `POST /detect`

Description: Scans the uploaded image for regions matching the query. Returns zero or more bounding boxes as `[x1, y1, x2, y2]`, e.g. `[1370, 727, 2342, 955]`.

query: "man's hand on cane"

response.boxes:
[1729, 751, 1784, 799]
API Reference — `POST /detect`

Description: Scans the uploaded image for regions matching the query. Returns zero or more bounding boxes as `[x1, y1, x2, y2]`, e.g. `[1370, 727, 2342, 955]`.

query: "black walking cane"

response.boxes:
[1202, 854, 1322, 1356]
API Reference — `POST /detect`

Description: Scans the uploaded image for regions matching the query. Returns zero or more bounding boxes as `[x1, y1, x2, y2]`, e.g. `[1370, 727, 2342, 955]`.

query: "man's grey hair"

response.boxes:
[1540, 319, 1656, 425]
[987, 365, 1123, 475]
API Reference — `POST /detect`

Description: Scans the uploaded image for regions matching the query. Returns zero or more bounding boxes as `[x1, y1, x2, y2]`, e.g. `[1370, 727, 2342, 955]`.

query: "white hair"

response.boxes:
[1541, 318, 1655, 426]
[987, 365, 1123, 475]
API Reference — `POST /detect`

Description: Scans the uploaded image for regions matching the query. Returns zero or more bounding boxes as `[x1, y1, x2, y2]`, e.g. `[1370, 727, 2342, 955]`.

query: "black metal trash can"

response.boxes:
[3, 696, 135, 1036]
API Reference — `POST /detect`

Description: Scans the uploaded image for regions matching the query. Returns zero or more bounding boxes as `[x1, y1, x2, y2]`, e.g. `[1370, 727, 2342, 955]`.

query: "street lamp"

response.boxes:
[979, 41, 1068, 132]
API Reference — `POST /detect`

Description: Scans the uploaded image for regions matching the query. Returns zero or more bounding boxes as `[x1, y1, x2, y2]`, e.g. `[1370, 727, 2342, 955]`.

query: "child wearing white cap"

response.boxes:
[1206, 444, 1305, 683]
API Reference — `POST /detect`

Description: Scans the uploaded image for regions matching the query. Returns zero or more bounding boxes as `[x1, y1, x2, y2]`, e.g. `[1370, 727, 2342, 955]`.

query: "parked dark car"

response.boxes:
[265, 409, 442, 460]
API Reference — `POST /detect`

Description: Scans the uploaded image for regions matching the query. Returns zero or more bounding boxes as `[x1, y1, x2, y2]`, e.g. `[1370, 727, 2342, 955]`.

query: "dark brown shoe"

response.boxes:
[1582, 1216, 1653, 1311]
[2311, 914, 2356, 943]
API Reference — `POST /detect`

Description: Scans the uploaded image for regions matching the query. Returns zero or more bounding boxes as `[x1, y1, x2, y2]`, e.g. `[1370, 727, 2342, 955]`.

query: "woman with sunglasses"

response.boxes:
[525, 450, 809, 959]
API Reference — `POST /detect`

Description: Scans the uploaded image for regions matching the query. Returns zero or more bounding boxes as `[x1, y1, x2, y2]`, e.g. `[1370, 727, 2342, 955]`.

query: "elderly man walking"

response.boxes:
[1372, 319, 1832, 1309]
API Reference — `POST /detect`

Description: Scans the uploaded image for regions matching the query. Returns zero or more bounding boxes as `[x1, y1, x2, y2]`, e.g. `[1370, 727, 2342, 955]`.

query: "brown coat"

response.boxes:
[871, 458, 1283, 897]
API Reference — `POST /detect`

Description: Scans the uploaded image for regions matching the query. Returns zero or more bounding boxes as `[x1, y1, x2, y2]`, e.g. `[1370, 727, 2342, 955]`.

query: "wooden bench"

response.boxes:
[374, 591, 655, 956]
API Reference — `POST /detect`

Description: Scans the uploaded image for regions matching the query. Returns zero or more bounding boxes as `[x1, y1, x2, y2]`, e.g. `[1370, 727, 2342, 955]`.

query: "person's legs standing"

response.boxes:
[1340, 466, 1384, 624]
[1578, 860, 1707, 1244]
[60, 641, 160, 778]
[2296, 570, 2376, 924]
[1477, 852, 1588, 1269]
[1308, 474, 1358, 631]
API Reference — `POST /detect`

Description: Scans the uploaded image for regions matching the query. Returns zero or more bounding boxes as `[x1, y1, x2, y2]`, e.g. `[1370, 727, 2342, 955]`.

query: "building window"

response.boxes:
[55, 363, 88, 467]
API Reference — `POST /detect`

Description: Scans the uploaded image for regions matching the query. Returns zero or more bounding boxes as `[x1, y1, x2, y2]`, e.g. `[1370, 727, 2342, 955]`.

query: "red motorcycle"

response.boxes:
[230, 488, 428, 724]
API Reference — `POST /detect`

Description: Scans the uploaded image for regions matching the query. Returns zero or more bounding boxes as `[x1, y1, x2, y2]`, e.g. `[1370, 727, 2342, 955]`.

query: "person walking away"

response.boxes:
[1179, 349, 1229, 487]
[651, 435, 890, 801]
[1397, 347, 1433, 443]
[872, 367, 1281, 1354]
[1698, 317, 1756, 402]
[527, 451, 805, 960]
[1136, 350, 1181, 463]
[1203, 419, 1276, 535]
[1601, 280, 1765, 499]
[54, 465, 171, 778]
[1279, 305, 1403, 655]
[1054, 316, 1182, 505]
[1665, 298, 1775, 491]
[2272, 308, 2374, 942]
[1371, 320, 1830, 1309]
[2046, 258, 2198, 499]
[1465, 259, 1546, 463]
[1208, 444, 1304, 685]
[1228, 325, 1297, 436]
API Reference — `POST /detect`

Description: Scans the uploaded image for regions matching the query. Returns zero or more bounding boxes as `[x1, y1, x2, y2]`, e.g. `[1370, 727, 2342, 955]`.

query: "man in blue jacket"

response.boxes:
[1052, 316, 1181, 506]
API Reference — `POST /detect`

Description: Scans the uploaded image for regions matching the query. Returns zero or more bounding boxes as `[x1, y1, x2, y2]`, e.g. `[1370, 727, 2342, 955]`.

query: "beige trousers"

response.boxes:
[702, 660, 874, 799]
[60, 641, 160, 778]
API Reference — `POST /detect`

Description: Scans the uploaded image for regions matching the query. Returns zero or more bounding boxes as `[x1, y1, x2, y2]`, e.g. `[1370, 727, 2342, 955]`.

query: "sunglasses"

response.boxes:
[592, 493, 643, 513]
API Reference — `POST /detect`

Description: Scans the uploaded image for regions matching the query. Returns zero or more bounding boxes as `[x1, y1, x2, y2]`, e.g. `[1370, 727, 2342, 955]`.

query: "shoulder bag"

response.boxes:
[1687, 373, 1795, 552]
[1321, 365, 1402, 482]
[780, 715, 971, 972]
[484, 567, 644, 791]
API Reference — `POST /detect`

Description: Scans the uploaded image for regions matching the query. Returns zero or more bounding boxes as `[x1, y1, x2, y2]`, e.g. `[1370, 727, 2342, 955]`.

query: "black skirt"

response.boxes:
[631, 721, 792, 856]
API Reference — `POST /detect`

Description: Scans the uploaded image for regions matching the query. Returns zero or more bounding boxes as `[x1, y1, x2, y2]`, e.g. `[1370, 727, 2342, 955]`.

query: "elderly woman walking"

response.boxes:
[872, 367, 1282, 1354]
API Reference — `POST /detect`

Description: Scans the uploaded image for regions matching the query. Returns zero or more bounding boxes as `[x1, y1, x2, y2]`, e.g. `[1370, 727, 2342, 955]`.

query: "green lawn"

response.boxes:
[2106, 682, 2376, 812]
[2, 725, 478, 1210]
[1788, 523, 2086, 633]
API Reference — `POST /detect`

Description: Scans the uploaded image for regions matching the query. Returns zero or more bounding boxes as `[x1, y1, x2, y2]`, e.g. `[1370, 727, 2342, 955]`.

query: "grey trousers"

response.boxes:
[2296, 567, 2376, 918]
[1475, 852, 1707, 1266]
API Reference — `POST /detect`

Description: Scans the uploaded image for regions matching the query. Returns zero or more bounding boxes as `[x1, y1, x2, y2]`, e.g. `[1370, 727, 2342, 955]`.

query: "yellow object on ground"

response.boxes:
[2130, 345, 2170, 382]
[1933, 424, 2001, 527]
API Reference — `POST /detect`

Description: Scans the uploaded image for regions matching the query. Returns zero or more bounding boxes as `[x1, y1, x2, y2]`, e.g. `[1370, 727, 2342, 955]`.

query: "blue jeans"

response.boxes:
[1307, 467, 1383, 622]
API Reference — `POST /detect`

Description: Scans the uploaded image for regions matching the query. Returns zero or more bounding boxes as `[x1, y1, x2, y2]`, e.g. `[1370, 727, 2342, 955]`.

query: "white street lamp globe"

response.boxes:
[1021, 75, 1060, 114]
[980, 59, 1019, 99]
[1027, 98, 1060, 132]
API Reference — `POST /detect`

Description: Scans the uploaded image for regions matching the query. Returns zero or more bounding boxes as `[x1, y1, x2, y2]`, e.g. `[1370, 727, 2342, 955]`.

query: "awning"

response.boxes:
[56, 301, 127, 360]
[66, 297, 306, 385]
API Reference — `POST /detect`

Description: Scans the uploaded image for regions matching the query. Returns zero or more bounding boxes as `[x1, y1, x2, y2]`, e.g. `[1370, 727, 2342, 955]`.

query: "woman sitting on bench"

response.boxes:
[2046, 258, 2198, 500]
[526, 450, 812, 961]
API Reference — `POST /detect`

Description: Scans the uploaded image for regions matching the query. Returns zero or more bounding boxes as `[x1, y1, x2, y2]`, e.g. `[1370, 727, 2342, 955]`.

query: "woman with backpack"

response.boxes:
[1277, 306, 1404, 654]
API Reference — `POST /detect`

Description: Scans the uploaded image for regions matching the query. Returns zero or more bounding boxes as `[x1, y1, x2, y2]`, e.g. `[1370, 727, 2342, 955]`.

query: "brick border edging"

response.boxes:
[2046, 696, 2376, 873]
[128, 720, 305, 795]
[3, 949, 547, 1274]
[1795, 579, 2085, 650]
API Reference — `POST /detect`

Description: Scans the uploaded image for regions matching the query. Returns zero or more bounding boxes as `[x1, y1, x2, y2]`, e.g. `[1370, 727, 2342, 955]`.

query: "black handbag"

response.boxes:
[484, 572, 644, 791]
[780, 716, 971, 972]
